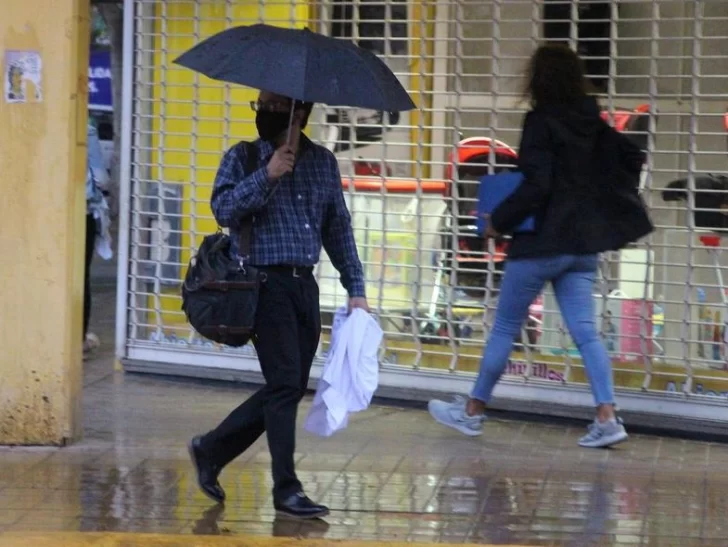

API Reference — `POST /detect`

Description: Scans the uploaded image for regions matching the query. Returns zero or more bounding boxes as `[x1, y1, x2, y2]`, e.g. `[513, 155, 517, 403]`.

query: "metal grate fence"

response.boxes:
[117, 0, 728, 420]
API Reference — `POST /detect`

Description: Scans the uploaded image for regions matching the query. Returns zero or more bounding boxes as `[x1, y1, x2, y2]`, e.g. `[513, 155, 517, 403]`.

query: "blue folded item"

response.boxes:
[476, 171, 536, 234]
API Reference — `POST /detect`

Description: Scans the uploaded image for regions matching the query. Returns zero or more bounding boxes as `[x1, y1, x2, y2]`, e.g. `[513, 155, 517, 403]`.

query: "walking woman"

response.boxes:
[428, 45, 644, 448]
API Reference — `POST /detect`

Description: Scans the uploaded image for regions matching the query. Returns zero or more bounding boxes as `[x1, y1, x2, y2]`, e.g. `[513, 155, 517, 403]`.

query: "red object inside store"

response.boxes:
[446, 138, 519, 262]
[700, 234, 721, 248]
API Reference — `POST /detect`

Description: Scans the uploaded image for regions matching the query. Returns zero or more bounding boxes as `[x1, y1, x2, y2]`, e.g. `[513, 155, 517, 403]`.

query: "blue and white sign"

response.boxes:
[89, 49, 112, 111]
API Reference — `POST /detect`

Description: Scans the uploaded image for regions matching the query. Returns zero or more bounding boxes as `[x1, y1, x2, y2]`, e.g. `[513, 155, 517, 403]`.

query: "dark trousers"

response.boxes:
[202, 268, 321, 500]
[83, 213, 97, 338]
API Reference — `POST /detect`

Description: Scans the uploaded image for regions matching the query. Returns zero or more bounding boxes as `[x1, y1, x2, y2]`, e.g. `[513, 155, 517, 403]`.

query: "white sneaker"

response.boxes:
[428, 396, 486, 437]
[578, 417, 628, 448]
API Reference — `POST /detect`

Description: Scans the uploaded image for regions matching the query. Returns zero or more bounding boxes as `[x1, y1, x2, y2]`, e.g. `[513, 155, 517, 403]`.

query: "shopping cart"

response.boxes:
[421, 105, 655, 345]
[439, 137, 518, 297]
[435, 104, 652, 304]
[421, 137, 520, 344]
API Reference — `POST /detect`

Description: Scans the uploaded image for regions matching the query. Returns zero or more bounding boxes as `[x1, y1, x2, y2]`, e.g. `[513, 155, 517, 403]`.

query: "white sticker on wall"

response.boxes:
[4, 50, 43, 104]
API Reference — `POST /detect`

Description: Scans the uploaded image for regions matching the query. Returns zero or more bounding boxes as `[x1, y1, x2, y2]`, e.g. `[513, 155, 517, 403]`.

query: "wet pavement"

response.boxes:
[1, 286, 728, 546]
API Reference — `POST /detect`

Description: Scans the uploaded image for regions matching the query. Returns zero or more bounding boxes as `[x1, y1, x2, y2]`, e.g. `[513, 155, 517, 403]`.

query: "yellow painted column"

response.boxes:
[0, 0, 89, 444]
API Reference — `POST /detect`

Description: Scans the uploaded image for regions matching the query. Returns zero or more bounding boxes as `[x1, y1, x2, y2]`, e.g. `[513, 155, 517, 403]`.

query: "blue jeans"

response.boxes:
[471, 254, 615, 406]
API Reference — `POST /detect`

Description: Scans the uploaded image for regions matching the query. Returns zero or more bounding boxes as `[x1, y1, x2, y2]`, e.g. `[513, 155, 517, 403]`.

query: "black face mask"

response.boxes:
[255, 111, 290, 142]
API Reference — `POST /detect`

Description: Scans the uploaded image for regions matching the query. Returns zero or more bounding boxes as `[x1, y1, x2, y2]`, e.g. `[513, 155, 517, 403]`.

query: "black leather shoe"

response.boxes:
[274, 492, 330, 520]
[188, 436, 225, 504]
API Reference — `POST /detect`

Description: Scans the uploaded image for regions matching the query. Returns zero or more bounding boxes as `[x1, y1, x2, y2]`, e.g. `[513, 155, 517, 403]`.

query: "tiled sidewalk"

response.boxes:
[0, 288, 727, 546]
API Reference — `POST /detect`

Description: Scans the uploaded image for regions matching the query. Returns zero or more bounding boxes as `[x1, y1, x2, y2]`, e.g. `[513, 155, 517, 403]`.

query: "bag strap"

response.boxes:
[237, 142, 259, 262]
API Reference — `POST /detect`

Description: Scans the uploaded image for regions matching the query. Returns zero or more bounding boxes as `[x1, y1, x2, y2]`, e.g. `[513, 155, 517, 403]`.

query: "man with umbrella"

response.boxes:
[177, 24, 414, 519]
[189, 89, 368, 519]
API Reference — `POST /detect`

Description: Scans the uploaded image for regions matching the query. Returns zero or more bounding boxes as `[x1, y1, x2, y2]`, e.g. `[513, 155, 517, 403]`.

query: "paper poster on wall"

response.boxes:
[4, 50, 43, 104]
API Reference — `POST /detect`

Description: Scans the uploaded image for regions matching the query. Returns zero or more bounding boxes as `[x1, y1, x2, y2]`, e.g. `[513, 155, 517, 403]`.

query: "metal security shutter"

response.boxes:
[118, 0, 728, 426]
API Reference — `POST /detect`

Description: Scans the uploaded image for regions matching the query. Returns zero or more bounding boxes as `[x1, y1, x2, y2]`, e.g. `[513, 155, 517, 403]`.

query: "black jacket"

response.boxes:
[491, 96, 636, 259]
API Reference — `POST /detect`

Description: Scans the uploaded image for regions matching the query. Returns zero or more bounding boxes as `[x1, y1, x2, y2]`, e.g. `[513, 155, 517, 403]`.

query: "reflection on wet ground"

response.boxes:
[0, 534, 530, 547]
[1, 288, 727, 546]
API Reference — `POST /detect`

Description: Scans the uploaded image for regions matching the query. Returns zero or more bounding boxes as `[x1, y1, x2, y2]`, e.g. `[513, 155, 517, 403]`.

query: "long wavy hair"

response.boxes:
[525, 44, 592, 108]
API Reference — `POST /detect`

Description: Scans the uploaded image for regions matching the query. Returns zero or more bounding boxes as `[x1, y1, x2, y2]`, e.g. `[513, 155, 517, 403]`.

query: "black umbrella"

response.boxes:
[173, 24, 415, 112]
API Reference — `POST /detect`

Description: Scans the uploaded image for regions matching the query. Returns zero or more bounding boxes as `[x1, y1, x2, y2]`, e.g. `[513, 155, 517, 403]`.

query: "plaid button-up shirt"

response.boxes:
[210, 135, 366, 298]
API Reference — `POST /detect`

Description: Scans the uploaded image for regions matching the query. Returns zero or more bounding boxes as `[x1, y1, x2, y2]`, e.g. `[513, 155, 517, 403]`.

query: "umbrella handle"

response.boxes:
[286, 102, 296, 147]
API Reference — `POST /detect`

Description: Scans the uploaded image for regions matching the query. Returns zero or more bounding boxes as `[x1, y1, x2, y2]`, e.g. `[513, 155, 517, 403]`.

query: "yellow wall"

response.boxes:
[0, 0, 88, 443]
[147, 2, 309, 333]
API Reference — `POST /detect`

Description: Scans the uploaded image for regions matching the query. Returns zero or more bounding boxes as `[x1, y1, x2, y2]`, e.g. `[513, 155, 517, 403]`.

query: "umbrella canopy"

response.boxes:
[173, 24, 416, 112]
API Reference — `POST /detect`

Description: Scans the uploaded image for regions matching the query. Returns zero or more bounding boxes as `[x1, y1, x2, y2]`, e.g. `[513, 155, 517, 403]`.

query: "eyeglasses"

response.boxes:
[250, 100, 291, 113]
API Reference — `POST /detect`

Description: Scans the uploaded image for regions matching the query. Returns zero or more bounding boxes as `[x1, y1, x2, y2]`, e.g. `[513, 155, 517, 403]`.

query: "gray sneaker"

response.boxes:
[578, 417, 628, 448]
[428, 396, 485, 437]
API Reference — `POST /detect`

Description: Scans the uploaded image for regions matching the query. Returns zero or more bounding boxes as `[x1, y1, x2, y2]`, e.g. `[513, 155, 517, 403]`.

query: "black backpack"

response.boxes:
[592, 121, 655, 251]
[181, 142, 262, 347]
